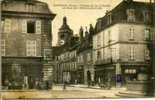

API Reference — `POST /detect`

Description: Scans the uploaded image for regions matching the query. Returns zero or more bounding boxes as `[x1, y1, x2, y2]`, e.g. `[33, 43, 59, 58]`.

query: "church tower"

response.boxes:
[57, 16, 73, 46]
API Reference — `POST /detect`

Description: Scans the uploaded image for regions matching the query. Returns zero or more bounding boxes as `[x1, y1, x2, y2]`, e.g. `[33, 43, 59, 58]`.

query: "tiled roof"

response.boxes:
[94, 0, 153, 34]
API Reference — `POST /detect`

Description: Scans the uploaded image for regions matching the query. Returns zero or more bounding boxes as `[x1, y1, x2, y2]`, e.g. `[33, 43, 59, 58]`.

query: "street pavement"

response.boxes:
[1, 84, 127, 99]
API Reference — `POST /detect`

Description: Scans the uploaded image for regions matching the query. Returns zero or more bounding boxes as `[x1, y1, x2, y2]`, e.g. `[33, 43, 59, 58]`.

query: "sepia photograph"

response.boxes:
[0, 0, 155, 99]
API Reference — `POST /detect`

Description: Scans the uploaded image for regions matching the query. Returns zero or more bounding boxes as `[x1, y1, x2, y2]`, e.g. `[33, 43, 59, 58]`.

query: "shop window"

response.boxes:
[125, 69, 136, 74]
[27, 21, 35, 33]
[125, 69, 137, 81]
[137, 73, 148, 81]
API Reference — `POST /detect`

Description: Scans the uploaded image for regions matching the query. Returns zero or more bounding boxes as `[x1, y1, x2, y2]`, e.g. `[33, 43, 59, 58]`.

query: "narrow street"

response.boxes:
[1, 85, 124, 98]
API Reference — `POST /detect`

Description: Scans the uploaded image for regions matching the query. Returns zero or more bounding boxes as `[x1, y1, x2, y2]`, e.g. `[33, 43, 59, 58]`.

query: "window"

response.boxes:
[143, 10, 151, 23]
[108, 30, 112, 43]
[144, 28, 150, 40]
[97, 19, 102, 31]
[125, 69, 136, 74]
[129, 46, 135, 60]
[1, 40, 5, 56]
[129, 27, 134, 40]
[12, 64, 22, 73]
[27, 21, 35, 33]
[1, 19, 5, 33]
[44, 49, 51, 60]
[111, 48, 116, 61]
[127, 9, 135, 22]
[4, 19, 11, 33]
[80, 56, 83, 62]
[97, 35, 101, 47]
[26, 40, 36, 56]
[87, 53, 91, 61]
[144, 48, 150, 60]
[97, 51, 101, 60]
[107, 14, 112, 24]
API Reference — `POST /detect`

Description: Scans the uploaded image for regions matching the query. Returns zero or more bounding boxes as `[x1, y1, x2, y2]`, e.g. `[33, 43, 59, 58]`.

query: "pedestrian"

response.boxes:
[46, 81, 50, 90]
[63, 81, 67, 90]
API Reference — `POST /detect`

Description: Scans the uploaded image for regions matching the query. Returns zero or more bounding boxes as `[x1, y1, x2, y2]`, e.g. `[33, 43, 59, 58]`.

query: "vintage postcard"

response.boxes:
[0, 0, 155, 99]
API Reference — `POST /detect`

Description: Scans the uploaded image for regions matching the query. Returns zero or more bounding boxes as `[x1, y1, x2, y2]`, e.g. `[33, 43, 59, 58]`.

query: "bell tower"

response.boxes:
[57, 16, 73, 46]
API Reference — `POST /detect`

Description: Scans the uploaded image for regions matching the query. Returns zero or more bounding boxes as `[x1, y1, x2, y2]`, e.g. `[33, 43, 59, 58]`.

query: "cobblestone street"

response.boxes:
[1, 85, 124, 99]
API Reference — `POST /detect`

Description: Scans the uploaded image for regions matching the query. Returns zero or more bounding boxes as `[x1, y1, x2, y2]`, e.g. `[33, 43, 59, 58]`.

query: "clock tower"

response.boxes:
[57, 16, 73, 46]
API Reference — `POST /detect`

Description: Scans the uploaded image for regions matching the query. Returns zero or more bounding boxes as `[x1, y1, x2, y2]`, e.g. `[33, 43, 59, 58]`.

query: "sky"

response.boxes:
[39, 0, 149, 46]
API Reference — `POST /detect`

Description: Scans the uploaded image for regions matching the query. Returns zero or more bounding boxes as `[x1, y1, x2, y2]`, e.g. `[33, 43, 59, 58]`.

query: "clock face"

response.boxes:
[60, 40, 65, 45]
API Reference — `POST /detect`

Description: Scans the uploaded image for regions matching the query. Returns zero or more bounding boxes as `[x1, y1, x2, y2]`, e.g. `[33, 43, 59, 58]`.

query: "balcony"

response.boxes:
[94, 58, 113, 65]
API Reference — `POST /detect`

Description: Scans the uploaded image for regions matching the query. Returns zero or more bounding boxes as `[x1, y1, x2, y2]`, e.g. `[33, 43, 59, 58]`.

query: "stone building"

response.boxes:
[53, 17, 79, 84]
[151, 0, 155, 96]
[77, 25, 94, 84]
[1, 0, 55, 89]
[93, 0, 154, 89]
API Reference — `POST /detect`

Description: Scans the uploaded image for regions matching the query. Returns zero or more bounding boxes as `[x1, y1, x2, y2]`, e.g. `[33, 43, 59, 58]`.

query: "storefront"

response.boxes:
[95, 65, 116, 87]
[122, 65, 149, 83]
[121, 64, 149, 91]
[2, 57, 42, 89]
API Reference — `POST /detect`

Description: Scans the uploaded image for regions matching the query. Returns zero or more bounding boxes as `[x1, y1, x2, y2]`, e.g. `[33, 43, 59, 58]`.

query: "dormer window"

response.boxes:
[97, 19, 102, 31]
[126, 8, 135, 22]
[107, 14, 112, 24]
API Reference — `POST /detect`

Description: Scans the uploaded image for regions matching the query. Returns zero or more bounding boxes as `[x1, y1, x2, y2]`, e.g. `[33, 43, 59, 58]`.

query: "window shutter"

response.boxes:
[129, 27, 134, 40]
[22, 20, 27, 33]
[1, 40, 5, 56]
[34, 41, 37, 56]
[4, 19, 11, 33]
[26, 40, 36, 56]
[36, 20, 41, 34]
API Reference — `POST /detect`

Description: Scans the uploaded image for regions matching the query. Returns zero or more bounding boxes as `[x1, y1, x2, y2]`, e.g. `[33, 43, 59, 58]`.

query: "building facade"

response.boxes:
[93, 0, 154, 88]
[53, 17, 79, 84]
[1, 0, 55, 89]
[77, 25, 94, 84]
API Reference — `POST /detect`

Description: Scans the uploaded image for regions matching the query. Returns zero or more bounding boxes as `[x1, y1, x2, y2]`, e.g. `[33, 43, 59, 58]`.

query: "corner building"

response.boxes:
[93, 0, 154, 88]
[1, 0, 55, 89]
